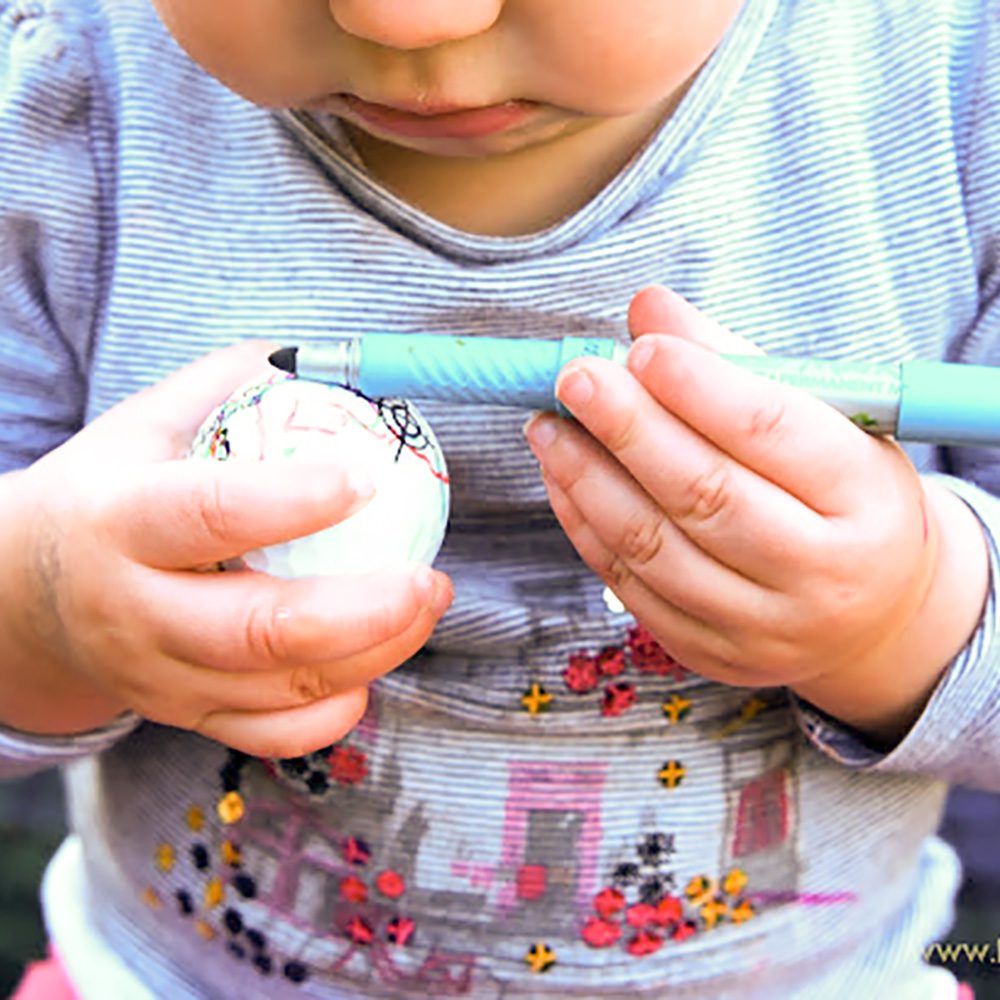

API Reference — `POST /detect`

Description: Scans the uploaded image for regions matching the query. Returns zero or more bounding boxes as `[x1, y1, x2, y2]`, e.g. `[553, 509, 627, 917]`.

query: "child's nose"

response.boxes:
[328, 0, 504, 49]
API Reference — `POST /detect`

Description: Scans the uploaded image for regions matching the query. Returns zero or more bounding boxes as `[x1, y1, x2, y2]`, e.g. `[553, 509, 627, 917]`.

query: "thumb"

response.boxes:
[84, 341, 280, 463]
[628, 285, 764, 356]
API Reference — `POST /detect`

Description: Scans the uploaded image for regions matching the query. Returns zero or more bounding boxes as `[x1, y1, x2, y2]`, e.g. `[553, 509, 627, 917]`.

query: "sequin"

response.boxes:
[233, 873, 257, 899]
[386, 916, 416, 946]
[581, 917, 622, 948]
[593, 887, 625, 919]
[524, 942, 557, 973]
[661, 694, 693, 725]
[221, 840, 242, 867]
[195, 920, 216, 941]
[217, 791, 245, 825]
[283, 962, 308, 984]
[328, 745, 368, 785]
[521, 683, 553, 715]
[723, 869, 749, 896]
[340, 875, 368, 904]
[204, 877, 224, 909]
[657, 760, 686, 789]
[375, 869, 406, 900]
[154, 843, 175, 873]
[627, 931, 663, 957]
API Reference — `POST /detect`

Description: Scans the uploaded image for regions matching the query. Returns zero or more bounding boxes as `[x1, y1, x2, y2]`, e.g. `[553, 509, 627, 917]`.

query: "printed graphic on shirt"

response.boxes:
[138, 626, 830, 997]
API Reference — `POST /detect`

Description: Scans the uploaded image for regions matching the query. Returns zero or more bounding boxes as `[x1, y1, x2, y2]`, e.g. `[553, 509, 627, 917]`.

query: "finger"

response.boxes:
[535, 372, 825, 586]
[628, 286, 764, 355]
[81, 341, 280, 462]
[621, 335, 893, 515]
[560, 337, 884, 517]
[539, 472, 754, 681]
[107, 458, 374, 569]
[529, 419, 776, 618]
[197, 686, 371, 758]
[143, 564, 452, 671]
[105, 572, 450, 726]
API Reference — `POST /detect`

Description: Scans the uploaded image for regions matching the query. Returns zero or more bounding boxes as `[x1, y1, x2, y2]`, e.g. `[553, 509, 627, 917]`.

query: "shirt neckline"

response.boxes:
[277, 0, 778, 264]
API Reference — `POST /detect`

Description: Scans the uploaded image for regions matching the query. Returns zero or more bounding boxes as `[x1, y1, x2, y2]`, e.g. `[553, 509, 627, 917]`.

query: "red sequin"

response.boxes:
[626, 624, 687, 680]
[627, 931, 663, 957]
[672, 920, 698, 943]
[345, 915, 375, 945]
[593, 887, 625, 919]
[339, 875, 368, 904]
[625, 902, 657, 929]
[342, 837, 370, 866]
[563, 652, 600, 693]
[653, 895, 683, 926]
[601, 682, 637, 717]
[581, 917, 622, 949]
[328, 746, 368, 785]
[386, 916, 416, 946]
[596, 646, 627, 677]
[375, 870, 406, 900]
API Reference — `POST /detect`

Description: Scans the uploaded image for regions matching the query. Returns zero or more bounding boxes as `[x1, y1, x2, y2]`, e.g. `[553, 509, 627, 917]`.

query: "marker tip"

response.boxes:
[268, 347, 298, 374]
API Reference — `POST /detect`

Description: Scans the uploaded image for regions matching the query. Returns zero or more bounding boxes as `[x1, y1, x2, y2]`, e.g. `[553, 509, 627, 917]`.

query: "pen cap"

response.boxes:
[897, 360, 1000, 446]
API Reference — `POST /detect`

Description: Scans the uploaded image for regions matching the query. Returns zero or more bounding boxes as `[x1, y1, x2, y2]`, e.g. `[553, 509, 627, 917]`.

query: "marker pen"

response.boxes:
[268, 333, 1000, 446]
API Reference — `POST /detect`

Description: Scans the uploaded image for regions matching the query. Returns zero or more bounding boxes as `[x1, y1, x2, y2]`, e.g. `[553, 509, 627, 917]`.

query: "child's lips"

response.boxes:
[334, 94, 538, 140]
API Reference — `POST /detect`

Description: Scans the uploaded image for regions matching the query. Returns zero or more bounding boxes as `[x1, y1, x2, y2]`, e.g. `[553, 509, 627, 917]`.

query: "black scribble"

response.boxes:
[346, 387, 432, 462]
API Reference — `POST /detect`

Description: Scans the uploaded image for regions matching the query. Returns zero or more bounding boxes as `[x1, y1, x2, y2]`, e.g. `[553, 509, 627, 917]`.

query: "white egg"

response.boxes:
[190, 375, 450, 577]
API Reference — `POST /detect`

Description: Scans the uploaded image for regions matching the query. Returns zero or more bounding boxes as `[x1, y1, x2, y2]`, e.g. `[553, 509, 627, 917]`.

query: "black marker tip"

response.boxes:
[268, 346, 298, 374]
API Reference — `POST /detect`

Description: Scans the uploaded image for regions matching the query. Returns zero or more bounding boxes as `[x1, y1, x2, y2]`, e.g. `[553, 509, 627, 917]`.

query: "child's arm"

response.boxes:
[0, 8, 452, 767]
[0, 341, 453, 758]
[526, 288, 988, 744]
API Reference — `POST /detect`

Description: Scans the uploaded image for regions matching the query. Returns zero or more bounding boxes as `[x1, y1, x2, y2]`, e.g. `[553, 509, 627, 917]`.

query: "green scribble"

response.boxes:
[850, 412, 879, 428]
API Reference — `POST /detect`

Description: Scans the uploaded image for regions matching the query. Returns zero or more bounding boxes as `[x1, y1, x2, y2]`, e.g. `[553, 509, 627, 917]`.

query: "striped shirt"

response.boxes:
[2, 0, 1000, 996]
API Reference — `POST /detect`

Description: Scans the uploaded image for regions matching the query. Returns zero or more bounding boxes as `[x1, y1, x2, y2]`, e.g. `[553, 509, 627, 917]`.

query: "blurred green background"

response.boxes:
[1, 777, 999, 997]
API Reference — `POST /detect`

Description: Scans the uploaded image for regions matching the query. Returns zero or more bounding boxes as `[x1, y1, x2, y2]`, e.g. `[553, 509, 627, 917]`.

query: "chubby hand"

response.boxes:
[0, 342, 452, 757]
[525, 286, 989, 743]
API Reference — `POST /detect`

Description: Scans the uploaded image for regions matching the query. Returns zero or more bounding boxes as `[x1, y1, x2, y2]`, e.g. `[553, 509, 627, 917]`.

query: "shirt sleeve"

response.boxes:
[795, 0, 1000, 791]
[0, 0, 104, 472]
[0, 0, 140, 776]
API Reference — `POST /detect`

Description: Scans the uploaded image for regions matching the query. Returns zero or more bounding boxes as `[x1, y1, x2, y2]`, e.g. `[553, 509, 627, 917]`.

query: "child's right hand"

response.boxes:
[0, 342, 453, 758]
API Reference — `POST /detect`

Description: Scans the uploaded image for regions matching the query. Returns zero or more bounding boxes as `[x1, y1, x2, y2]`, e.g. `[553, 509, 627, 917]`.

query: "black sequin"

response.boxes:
[224, 908, 244, 935]
[246, 928, 266, 951]
[306, 771, 329, 795]
[284, 961, 308, 983]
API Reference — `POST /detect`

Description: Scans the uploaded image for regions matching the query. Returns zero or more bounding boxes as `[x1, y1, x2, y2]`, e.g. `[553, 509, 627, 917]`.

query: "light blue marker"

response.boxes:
[268, 334, 1000, 447]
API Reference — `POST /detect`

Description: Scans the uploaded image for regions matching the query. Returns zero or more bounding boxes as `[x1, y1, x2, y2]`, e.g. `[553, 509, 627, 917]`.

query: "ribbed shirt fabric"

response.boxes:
[2, 0, 1000, 997]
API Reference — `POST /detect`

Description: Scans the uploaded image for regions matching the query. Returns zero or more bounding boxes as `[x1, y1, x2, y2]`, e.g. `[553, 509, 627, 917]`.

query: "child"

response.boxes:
[2, 0, 998, 996]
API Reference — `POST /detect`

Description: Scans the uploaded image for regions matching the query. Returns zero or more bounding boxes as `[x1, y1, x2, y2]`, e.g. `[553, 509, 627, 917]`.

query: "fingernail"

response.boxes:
[524, 413, 558, 450]
[629, 339, 655, 373]
[413, 563, 436, 599]
[555, 368, 593, 411]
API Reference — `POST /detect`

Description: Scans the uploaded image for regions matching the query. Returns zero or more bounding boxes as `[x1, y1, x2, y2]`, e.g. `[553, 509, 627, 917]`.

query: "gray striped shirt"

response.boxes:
[2, 0, 1000, 996]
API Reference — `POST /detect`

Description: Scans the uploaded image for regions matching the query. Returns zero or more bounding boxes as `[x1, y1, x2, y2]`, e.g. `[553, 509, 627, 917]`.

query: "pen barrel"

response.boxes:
[359, 333, 621, 413]
[898, 360, 1000, 445]
[729, 356, 901, 435]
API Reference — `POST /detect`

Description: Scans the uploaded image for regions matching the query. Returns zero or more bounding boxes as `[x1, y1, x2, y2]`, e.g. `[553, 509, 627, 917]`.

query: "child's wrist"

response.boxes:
[791, 479, 989, 748]
[0, 468, 129, 736]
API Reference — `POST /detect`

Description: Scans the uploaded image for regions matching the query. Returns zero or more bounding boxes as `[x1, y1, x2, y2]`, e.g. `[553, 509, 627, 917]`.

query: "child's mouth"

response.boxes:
[334, 94, 537, 140]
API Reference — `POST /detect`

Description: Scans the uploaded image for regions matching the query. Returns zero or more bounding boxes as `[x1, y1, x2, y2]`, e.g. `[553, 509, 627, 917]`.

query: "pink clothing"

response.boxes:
[11, 950, 77, 1000]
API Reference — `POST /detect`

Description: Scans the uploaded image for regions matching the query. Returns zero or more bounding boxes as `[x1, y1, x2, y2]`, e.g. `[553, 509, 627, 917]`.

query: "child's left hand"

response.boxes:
[525, 286, 990, 744]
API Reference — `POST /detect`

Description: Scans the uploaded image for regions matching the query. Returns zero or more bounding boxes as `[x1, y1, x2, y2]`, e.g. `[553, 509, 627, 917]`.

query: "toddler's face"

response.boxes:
[150, 0, 744, 158]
